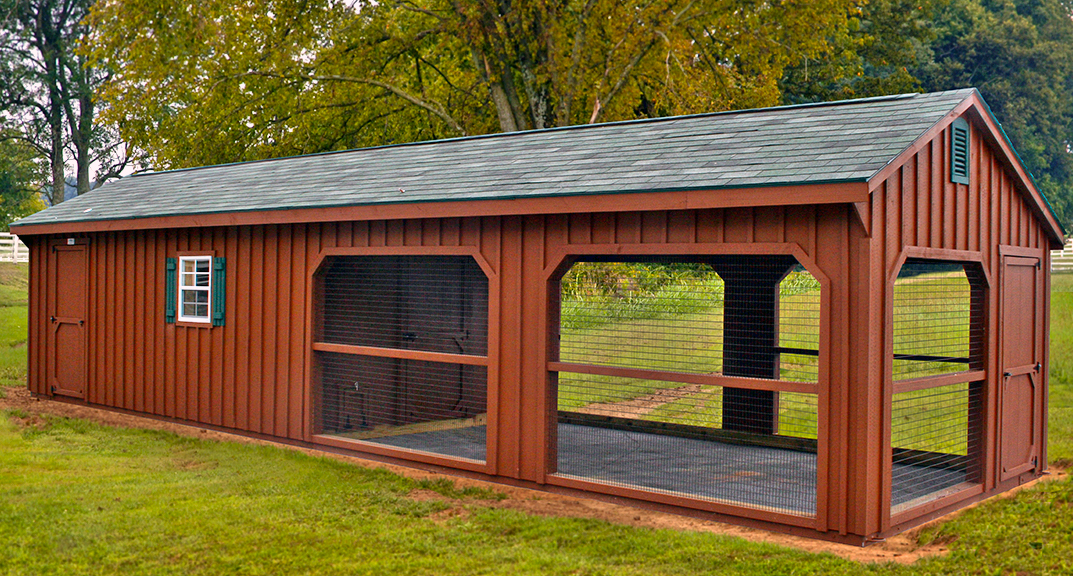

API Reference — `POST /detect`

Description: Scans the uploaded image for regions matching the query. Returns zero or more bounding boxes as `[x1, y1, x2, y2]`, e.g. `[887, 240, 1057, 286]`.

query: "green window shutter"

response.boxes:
[950, 117, 970, 185]
[165, 258, 177, 324]
[212, 257, 226, 326]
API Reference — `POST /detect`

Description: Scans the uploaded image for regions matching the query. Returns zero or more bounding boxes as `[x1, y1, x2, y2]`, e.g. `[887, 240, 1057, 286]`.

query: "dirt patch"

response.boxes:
[0, 386, 1062, 564]
[576, 384, 705, 419]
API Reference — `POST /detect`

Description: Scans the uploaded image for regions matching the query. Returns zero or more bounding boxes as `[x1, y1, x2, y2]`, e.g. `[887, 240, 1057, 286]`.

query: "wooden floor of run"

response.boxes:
[337, 422, 968, 518]
[7, 387, 1062, 564]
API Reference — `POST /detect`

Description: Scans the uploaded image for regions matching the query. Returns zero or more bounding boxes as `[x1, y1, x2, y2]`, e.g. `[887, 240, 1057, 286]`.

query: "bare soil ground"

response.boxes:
[2, 386, 1064, 565]
[575, 383, 705, 419]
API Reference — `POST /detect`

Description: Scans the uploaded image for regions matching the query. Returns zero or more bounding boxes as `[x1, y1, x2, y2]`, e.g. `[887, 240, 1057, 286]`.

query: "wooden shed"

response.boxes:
[12, 88, 1063, 544]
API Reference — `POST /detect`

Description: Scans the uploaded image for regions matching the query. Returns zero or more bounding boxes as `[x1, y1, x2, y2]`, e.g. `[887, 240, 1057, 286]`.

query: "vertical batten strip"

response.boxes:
[249, 225, 264, 433]
[289, 224, 307, 440]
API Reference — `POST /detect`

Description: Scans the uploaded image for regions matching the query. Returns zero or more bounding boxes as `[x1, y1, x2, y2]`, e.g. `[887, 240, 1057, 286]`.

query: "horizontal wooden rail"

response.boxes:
[892, 370, 985, 394]
[893, 353, 972, 364]
[773, 346, 819, 357]
[312, 341, 488, 367]
[548, 361, 816, 394]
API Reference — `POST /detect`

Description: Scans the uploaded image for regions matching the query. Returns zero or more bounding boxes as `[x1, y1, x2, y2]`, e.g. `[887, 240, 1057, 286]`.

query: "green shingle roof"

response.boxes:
[15, 89, 977, 228]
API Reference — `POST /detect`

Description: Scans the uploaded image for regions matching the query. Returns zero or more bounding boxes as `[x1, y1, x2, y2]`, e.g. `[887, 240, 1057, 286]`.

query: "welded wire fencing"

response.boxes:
[315, 255, 489, 463]
[891, 382, 983, 511]
[554, 256, 821, 516]
[890, 259, 985, 511]
[892, 260, 985, 379]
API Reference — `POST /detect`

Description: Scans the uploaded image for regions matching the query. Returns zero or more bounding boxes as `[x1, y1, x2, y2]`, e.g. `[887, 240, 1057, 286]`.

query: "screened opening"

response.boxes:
[891, 259, 986, 512]
[891, 382, 984, 511]
[551, 255, 821, 516]
[315, 255, 489, 463]
[893, 259, 985, 379]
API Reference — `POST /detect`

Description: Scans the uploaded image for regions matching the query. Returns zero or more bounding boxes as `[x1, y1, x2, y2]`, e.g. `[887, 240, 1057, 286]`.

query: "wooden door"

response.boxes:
[998, 253, 1043, 481]
[47, 240, 88, 399]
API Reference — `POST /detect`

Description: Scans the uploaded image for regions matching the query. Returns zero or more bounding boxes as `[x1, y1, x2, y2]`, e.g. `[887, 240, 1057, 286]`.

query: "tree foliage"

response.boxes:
[87, 0, 860, 169]
[0, 0, 127, 205]
[0, 134, 47, 229]
[915, 0, 1073, 227]
[83, 0, 1073, 227]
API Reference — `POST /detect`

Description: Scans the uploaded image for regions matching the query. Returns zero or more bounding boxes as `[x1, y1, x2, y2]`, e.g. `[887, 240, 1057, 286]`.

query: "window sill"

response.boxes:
[175, 320, 214, 329]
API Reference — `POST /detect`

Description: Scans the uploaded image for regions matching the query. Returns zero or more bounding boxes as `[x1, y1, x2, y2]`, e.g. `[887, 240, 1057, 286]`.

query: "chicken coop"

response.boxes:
[12, 88, 1062, 544]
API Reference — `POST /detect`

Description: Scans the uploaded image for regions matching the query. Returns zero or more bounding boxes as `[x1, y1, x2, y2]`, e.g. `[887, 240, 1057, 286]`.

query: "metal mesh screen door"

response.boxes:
[315, 255, 489, 463]
[890, 259, 985, 512]
[550, 256, 821, 517]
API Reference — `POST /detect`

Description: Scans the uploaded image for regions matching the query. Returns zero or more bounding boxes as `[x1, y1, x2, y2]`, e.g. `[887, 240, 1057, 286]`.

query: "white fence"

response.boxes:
[1053, 239, 1073, 272]
[0, 232, 29, 263]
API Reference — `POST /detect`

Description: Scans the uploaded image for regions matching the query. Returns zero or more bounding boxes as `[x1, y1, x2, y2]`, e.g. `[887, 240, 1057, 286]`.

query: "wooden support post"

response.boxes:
[712, 256, 797, 435]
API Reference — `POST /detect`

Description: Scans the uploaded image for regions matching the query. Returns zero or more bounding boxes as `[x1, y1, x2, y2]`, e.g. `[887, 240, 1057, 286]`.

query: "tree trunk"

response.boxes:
[46, 54, 65, 206]
[74, 88, 93, 195]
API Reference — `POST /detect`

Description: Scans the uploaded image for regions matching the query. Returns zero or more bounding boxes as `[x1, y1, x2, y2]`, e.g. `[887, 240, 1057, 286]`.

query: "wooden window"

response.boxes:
[178, 255, 212, 323]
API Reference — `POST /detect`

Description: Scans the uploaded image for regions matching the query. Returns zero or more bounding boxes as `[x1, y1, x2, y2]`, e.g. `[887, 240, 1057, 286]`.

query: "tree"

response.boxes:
[0, 133, 47, 229]
[779, 0, 937, 104]
[915, 0, 1073, 226]
[0, 0, 127, 204]
[86, 0, 862, 170]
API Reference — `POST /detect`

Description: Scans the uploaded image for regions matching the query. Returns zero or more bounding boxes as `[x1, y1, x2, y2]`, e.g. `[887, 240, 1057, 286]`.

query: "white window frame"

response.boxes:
[178, 255, 212, 323]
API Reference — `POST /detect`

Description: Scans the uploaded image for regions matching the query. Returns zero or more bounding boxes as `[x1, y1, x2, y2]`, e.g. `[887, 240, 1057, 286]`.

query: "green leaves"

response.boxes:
[916, 0, 1073, 227]
[87, 0, 862, 169]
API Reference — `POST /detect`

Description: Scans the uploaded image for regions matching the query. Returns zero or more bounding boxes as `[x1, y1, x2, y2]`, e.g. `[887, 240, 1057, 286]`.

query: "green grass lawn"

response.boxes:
[0, 262, 27, 397]
[1046, 274, 1073, 465]
[2, 411, 1072, 575]
[3, 264, 1073, 574]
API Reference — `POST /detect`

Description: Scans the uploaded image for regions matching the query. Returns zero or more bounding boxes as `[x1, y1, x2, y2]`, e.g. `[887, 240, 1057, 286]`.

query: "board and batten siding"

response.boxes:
[853, 121, 1052, 537]
[27, 206, 860, 530]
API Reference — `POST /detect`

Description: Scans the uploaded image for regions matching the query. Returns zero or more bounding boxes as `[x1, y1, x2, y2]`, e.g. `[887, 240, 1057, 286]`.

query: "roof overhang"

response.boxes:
[10, 181, 870, 237]
[868, 90, 1065, 249]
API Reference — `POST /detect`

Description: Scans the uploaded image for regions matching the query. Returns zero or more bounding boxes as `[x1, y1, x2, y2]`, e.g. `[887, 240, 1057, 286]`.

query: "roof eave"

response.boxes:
[10, 180, 871, 237]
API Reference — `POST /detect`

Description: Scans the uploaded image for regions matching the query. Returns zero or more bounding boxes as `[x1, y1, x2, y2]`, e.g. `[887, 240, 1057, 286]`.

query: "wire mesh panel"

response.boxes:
[891, 382, 983, 511]
[893, 260, 985, 380]
[319, 256, 488, 355]
[315, 255, 488, 463]
[559, 258, 820, 383]
[890, 258, 985, 513]
[319, 352, 487, 462]
[554, 256, 821, 516]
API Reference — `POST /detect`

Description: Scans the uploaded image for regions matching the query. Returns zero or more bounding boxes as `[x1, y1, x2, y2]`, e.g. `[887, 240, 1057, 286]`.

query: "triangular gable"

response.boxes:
[867, 89, 1064, 248]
